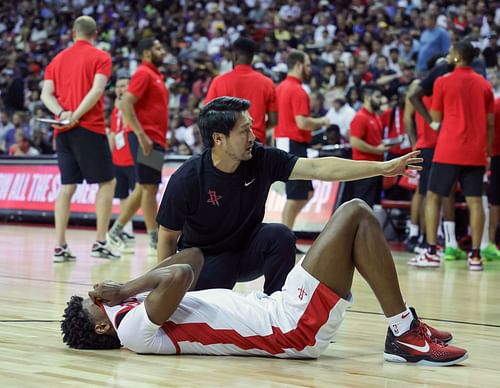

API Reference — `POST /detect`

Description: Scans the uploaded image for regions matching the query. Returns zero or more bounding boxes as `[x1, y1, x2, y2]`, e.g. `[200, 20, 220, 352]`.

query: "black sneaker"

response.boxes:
[405, 236, 419, 253]
[91, 241, 120, 259]
[52, 245, 77, 263]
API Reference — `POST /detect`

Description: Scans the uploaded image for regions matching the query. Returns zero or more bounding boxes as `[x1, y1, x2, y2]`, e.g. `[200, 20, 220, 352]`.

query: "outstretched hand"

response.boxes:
[88, 280, 125, 306]
[383, 150, 423, 177]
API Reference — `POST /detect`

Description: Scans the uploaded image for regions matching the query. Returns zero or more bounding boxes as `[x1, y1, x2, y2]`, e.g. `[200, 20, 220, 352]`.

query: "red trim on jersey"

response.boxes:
[161, 282, 340, 355]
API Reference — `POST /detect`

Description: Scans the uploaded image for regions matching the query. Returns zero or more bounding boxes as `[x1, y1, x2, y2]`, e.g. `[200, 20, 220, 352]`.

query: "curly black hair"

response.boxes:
[61, 295, 121, 350]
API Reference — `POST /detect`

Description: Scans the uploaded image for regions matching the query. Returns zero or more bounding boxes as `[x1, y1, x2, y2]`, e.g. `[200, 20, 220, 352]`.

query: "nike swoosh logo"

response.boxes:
[397, 339, 430, 353]
[402, 312, 410, 319]
[244, 179, 255, 187]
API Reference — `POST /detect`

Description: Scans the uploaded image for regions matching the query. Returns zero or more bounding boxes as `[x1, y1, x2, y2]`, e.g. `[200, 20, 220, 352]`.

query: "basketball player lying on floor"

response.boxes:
[61, 199, 468, 366]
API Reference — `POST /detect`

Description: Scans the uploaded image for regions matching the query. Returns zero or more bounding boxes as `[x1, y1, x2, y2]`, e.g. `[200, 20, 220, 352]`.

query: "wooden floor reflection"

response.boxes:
[0, 224, 499, 387]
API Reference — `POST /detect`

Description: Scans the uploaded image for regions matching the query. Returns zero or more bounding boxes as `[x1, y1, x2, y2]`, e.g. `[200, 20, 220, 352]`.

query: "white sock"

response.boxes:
[481, 196, 490, 250]
[123, 220, 134, 236]
[408, 223, 419, 238]
[388, 307, 413, 336]
[443, 221, 457, 248]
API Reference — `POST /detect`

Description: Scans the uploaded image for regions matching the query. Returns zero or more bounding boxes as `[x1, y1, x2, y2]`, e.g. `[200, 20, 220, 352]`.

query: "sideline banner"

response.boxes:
[0, 162, 340, 232]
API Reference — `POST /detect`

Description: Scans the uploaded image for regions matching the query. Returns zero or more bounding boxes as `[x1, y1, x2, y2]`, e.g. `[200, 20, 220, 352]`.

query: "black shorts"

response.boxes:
[56, 127, 113, 184]
[113, 164, 136, 199]
[428, 162, 484, 197]
[351, 176, 382, 207]
[417, 147, 435, 195]
[285, 140, 313, 200]
[127, 132, 164, 185]
[490, 155, 500, 205]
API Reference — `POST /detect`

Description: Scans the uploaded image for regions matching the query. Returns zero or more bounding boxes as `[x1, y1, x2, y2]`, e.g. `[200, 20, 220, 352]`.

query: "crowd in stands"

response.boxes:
[0, 0, 498, 157]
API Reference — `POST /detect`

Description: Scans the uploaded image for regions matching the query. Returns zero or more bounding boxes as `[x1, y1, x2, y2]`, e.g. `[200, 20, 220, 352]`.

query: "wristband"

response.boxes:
[430, 121, 440, 131]
[58, 109, 65, 116]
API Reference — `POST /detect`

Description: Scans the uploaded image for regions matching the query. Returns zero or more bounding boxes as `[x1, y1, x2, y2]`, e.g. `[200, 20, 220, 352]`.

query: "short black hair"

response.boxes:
[61, 296, 121, 350]
[198, 97, 251, 148]
[286, 50, 307, 70]
[360, 84, 382, 100]
[232, 38, 257, 64]
[453, 40, 475, 65]
[137, 37, 156, 59]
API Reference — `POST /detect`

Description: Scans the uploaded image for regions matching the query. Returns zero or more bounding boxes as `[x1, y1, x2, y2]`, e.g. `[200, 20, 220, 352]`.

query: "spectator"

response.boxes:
[0, 111, 15, 153]
[8, 129, 39, 156]
[326, 93, 356, 140]
[416, 12, 451, 73]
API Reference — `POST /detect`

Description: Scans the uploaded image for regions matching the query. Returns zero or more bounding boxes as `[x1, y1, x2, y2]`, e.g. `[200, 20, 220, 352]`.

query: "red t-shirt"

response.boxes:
[380, 106, 411, 155]
[432, 67, 494, 166]
[205, 65, 277, 144]
[127, 62, 169, 149]
[416, 96, 438, 149]
[44, 40, 112, 135]
[275, 75, 311, 143]
[110, 107, 133, 167]
[350, 107, 384, 161]
[492, 98, 500, 157]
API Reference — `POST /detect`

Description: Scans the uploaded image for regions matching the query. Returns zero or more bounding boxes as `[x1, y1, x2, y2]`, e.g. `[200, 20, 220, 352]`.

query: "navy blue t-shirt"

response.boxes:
[156, 143, 298, 254]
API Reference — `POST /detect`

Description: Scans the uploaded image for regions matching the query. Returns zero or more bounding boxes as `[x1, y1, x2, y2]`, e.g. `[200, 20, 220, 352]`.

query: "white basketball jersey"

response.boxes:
[103, 263, 351, 358]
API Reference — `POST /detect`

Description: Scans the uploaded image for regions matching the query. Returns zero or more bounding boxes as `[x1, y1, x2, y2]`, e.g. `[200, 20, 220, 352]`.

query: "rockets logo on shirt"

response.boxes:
[207, 189, 222, 207]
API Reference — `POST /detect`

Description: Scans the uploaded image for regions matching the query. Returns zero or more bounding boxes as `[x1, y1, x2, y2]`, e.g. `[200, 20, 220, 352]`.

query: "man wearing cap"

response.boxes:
[205, 37, 277, 145]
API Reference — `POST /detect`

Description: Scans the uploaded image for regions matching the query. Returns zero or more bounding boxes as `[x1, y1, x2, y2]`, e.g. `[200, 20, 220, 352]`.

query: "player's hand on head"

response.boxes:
[383, 150, 423, 177]
[88, 280, 125, 306]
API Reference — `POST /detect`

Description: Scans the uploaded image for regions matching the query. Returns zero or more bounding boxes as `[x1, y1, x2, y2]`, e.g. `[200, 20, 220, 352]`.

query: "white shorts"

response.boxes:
[116, 262, 352, 358]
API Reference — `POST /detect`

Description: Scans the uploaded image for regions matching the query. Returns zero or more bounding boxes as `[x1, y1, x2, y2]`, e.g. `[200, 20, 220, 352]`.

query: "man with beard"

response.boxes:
[274, 50, 330, 233]
[349, 85, 390, 207]
[156, 97, 422, 295]
[107, 38, 169, 255]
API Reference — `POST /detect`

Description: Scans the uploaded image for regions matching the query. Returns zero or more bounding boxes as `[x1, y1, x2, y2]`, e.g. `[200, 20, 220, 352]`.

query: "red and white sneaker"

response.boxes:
[409, 307, 452, 343]
[384, 320, 468, 366]
[468, 254, 483, 271]
[408, 250, 441, 268]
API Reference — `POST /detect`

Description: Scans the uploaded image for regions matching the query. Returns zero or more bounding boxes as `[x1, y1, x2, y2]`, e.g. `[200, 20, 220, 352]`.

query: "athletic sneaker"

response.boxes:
[121, 231, 136, 244]
[481, 242, 500, 261]
[384, 320, 468, 366]
[443, 246, 467, 261]
[408, 250, 441, 268]
[409, 307, 452, 343]
[148, 243, 158, 257]
[413, 242, 427, 254]
[405, 236, 419, 253]
[91, 241, 121, 259]
[52, 245, 77, 263]
[467, 253, 483, 271]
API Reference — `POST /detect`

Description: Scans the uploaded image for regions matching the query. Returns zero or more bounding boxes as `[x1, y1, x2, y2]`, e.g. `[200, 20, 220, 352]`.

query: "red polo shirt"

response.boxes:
[380, 106, 411, 155]
[493, 98, 500, 157]
[350, 107, 384, 161]
[275, 75, 311, 144]
[431, 67, 494, 166]
[205, 64, 277, 144]
[416, 96, 438, 149]
[127, 61, 169, 149]
[110, 107, 133, 167]
[44, 40, 112, 135]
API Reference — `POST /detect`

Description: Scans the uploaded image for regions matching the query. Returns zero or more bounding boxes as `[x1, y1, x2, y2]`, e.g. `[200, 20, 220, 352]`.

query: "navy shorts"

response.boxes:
[285, 140, 313, 200]
[490, 156, 500, 205]
[351, 176, 382, 207]
[113, 164, 136, 199]
[428, 162, 484, 197]
[417, 148, 435, 195]
[56, 127, 113, 184]
[127, 132, 164, 185]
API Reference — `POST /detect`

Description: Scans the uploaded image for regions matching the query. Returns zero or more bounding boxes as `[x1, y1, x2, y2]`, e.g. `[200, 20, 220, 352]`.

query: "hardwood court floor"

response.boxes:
[0, 224, 499, 387]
